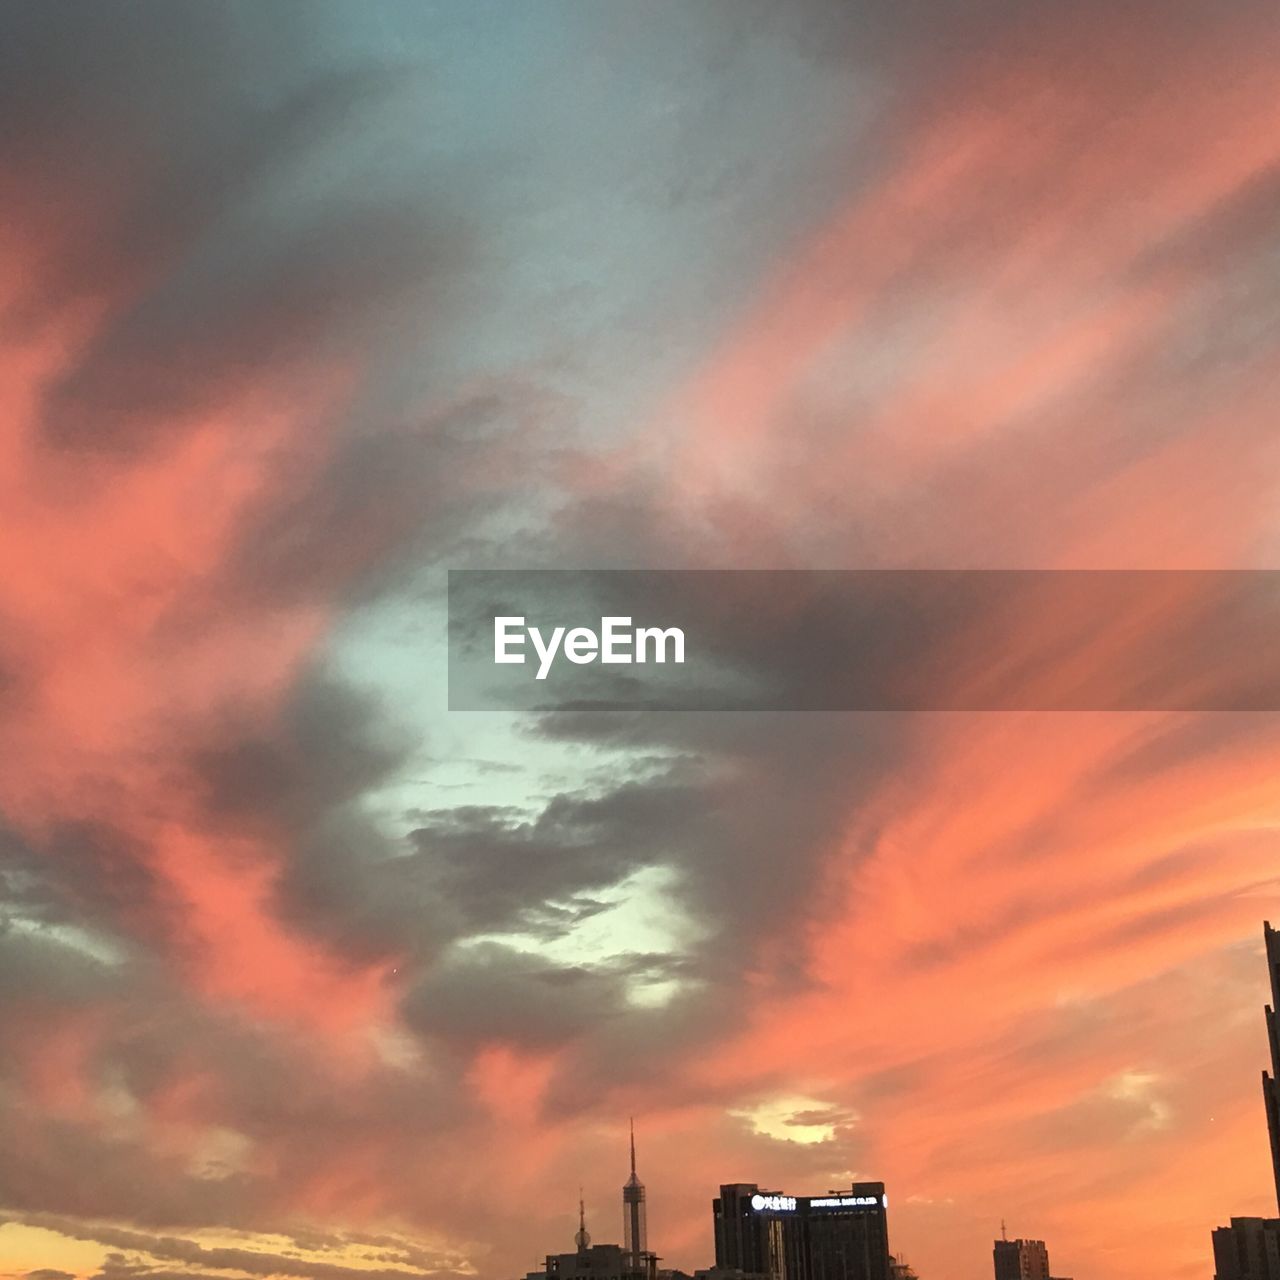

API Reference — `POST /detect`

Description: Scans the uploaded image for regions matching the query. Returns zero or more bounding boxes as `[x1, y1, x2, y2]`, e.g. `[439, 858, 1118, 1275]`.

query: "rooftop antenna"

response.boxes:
[575, 1189, 591, 1252]
[630, 1116, 636, 1177]
[1001, 1220, 1007, 1242]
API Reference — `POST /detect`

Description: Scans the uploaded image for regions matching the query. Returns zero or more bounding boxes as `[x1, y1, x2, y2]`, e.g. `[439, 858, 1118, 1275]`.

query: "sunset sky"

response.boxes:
[3, 3, 1280, 1280]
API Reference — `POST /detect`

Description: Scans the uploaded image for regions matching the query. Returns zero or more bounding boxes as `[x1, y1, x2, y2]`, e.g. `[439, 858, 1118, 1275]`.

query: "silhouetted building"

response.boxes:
[713, 1183, 891, 1280]
[1213, 1218, 1280, 1280]
[694, 1268, 768, 1280]
[714, 1185, 772, 1276]
[1264, 921, 1280, 1213]
[993, 1236, 1048, 1280]
[1211, 923, 1280, 1278]
[540, 1242, 657, 1280]
[528, 1197, 657, 1280]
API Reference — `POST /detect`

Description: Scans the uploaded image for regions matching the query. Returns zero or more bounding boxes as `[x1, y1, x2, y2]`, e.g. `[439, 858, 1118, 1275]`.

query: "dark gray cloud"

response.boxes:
[192, 675, 411, 832]
[530, 713, 903, 954]
[224, 382, 549, 610]
[1, 5, 417, 317]
[0, 2, 473, 464]
[40, 197, 450, 453]
[404, 943, 637, 1049]
[406, 780, 705, 933]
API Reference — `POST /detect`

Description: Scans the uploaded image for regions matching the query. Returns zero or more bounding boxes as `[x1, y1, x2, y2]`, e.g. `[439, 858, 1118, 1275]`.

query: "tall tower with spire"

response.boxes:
[1263, 921, 1280, 1212]
[622, 1118, 647, 1268]
[575, 1190, 591, 1254]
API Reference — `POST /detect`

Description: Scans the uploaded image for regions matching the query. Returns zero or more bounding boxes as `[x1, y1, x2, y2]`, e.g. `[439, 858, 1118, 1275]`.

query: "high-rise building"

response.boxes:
[1263, 921, 1280, 1213]
[1213, 1218, 1280, 1280]
[714, 1185, 774, 1277]
[992, 1236, 1048, 1280]
[625, 1120, 648, 1269]
[1210, 922, 1280, 1279]
[712, 1183, 891, 1280]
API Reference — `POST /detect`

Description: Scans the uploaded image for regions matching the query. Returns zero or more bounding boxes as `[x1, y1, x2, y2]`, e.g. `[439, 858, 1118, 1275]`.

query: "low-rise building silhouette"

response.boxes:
[528, 1197, 658, 1280]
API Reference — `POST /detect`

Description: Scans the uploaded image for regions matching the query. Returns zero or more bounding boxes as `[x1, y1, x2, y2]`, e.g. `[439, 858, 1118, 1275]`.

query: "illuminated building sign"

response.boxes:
[750, 1192, 888, 1213]
[750, 1194, 797, 1212]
